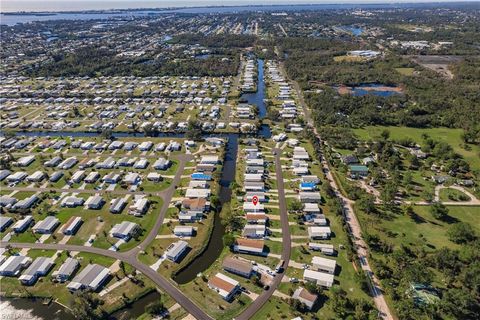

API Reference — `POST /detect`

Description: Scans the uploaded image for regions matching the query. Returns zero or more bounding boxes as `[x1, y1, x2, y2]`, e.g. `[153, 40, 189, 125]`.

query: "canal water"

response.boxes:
[0, 298, 75, 320]
[239, 59, 267, 118]
[173, 134, 237, 284]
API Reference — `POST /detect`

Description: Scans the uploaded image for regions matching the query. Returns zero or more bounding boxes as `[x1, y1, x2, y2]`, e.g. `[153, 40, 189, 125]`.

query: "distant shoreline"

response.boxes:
[2, 2, 478, 15]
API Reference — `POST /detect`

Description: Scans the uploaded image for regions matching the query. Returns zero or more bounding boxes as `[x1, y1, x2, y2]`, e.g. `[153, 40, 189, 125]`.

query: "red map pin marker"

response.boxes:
[252, 195, 259, 206]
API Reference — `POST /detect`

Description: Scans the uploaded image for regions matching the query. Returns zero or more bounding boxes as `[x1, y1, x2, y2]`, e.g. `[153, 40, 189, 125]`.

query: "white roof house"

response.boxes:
[200, 155, 219, 164]
[153, 158, 170, 170]
[173, 226, 195, 236]
[0, 255, 32, 277]
[308, 226, 331, 239]
[110, 197, 127, 214]
[0, 216, 13, 231]
[312, 256, 336, 274]
[6, 171, 27, 182]
[208, 273, 240, 301]
[303, 269, 334, 288]
[12, 215, 33, 233]
[185, 188, 211, 199]
[16, 155, 36, 167]
[26, 171, 45, 182]
[242, 225, 266, 238]
[61, 216, 83, 235]
[61, 196, 85, 208]
[165, 240, 189, 262]
[128, 198, 149, 216]
[123, 172, 140, 185]
[110, 221, 139, 240]
[243, 202, 264, 213]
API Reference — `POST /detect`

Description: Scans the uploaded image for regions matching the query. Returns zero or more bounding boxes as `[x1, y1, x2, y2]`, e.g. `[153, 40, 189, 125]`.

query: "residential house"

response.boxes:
[0, 256, 32, 277]
[303, 269, 334, 288]
[208, 273, 240, 301]
[222, 257, 253, 278]
[52, 258, 79, 282]
[67, 264, 110, 292]
[110, 221, 139, 240]
[19, 257, 54, 285]
[165, 240, 189, 262]
[233, 238, 266, 256]
[292, 287, 318, 310]
[32, 216, 59, 234]
[312, 256, 336, 274]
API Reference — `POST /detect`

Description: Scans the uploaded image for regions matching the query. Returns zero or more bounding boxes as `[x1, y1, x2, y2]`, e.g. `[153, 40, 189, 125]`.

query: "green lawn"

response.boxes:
[353, 126, 480, 170]
[358, 205, 480, 253]
[439, 188, 471, 202]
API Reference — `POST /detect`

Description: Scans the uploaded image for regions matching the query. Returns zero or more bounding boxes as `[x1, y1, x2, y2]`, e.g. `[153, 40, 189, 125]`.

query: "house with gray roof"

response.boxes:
[19, 257, 54, 285]
[52, 258, 79, 283]
[110, 221, 139, 240]
[67, 264, 110, 292]
[165, 240, 189, 262]
[32, 216, 59, 234]
[0, 256, 32, 277]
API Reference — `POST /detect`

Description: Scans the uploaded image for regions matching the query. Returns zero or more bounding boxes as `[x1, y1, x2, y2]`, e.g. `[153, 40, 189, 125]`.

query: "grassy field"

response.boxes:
[353, 126, 480, 170]
[395, 67, 415, 76]
[358, 205, 480, 253]
[333, 55, 366, 63]
[439, 188, 471, 202]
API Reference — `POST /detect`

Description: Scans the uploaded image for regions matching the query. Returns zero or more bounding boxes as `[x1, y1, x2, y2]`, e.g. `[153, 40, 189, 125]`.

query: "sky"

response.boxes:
[1, 0, 478, 12]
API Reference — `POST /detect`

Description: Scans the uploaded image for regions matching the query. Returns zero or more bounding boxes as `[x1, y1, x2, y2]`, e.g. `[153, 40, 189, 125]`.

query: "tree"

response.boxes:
[119, 261, 126, 276]
[421, 189, 434, 202]
[185, 119, 202, 140]
[223, 233, 235, 248]
[380, 129, 390, 141]
[288, 199, 303, 212]
[210, 195, 221, 211]
[322, 183, 336, 198]
[381, 180, 398, 207]
[100, 128, 112, 139]
[448, 222, 476, 244]
[430, 202, 449, 220]
[145, 300, 165, 316]
[357, 194, 376, 214]
[70, 291, 105, 320]
[441, 288, 479, 320]
[403, 172, 413, 193]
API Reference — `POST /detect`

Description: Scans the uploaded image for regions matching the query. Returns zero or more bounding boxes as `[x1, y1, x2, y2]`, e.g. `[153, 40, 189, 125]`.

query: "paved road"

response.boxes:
[286, 65, 394, 320]
[0, 153, 213, 320]
[236, 148, 291, 320]
[0, 241, 212, 320]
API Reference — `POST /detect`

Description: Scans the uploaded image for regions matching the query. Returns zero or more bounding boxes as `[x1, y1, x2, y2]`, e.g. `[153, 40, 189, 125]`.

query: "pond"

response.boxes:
[336, 83, 403, 97]
[339, 25, 364, 36]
